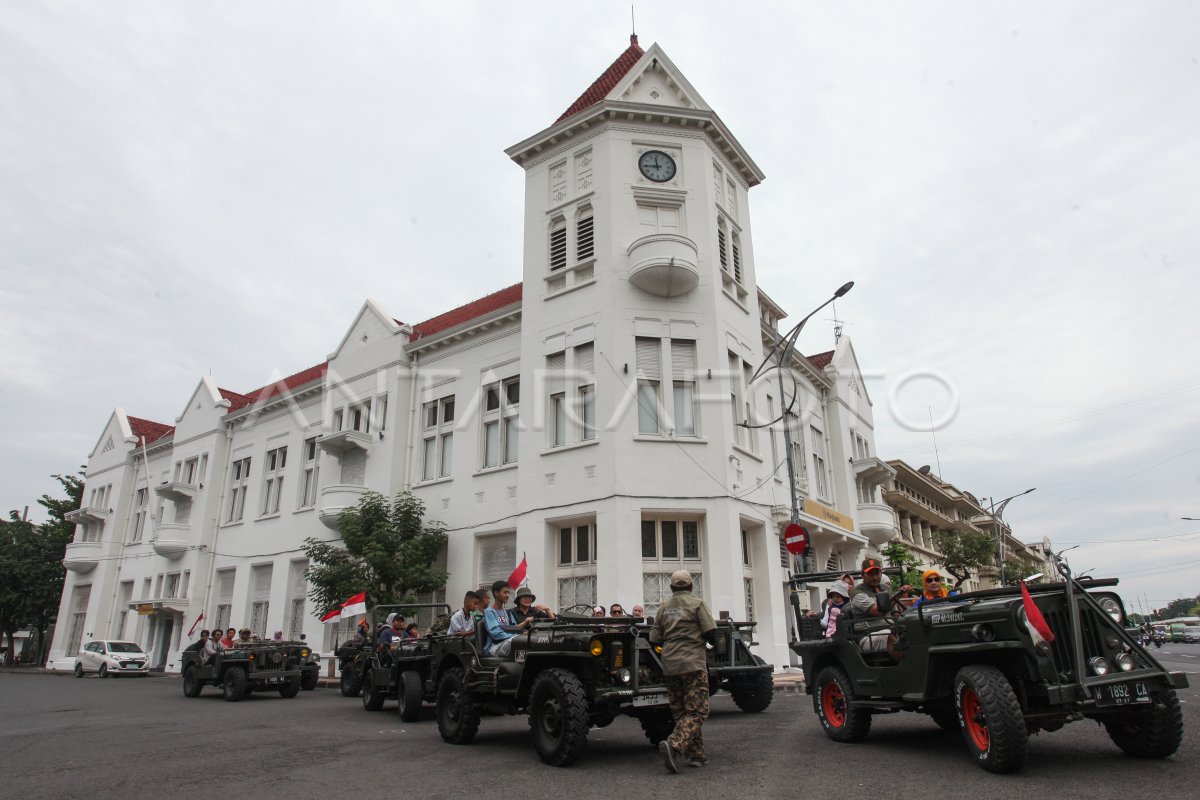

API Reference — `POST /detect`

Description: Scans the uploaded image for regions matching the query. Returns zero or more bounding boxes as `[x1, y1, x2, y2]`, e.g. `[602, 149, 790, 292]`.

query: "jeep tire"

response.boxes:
[223, 667, 248, 702]
[340, 666, 362, 697]
[279, 675, 302, 698]
[398, 670, 423, 722]
[183, 666, 203, 698]
[638, 709, 674, 746]
[529, 668, 590, 766]
[1103, 689, 1183, 759]
[731, 671, 774, 713]
[301, 670, 319, 691]
[436, 667, 481, 744]
[954, 664, 1027, 773]
[814, 665, 871, 742]
[362, 671, 385, 711]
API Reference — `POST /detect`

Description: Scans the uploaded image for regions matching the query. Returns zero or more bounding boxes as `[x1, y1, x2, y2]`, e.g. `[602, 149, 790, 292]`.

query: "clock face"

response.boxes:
[638, 150, 677, 182]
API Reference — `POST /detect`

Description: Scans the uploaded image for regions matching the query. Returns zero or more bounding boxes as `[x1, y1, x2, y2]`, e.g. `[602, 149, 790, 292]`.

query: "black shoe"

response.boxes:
[659, 741, 679, 774]
[687, 756, 709, 767]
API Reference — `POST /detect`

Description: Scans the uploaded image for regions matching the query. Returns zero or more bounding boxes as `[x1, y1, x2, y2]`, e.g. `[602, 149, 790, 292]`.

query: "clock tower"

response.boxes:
[505, 36, 772, 624]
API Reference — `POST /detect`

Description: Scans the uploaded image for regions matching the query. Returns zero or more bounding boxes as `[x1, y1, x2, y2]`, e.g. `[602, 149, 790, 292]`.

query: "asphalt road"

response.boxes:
[2, 646, 1199, 800]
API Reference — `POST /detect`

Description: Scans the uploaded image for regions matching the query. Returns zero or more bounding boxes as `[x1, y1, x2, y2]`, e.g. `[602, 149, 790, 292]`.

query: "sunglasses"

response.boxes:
[925, 577, 942, 583]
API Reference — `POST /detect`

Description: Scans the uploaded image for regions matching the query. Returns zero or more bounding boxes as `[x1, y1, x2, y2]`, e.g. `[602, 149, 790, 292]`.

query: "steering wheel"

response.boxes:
[561, 604, 599, 616]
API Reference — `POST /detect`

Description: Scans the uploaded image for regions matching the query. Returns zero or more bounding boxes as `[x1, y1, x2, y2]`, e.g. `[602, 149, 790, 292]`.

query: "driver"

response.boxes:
[851, 558, 905, 661]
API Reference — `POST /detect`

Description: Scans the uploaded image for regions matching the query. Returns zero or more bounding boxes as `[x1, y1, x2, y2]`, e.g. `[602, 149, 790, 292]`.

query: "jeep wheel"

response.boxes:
[638, 710, 674, 746]
[1103, 689, 1183, 759]
[223, 667, 248, 702]
[339, 666, 362, 697]
[301, 670, 319, 691]
[279, 675, 302, 698]
[98, 663, 108, 679]
[814, 665, 871, 742]
[183, 666, 203, 698]
[529, 668, 590, 766]
[708, 674, 722, 696]
[954, 665, 1027, 773]
[398, 670, 423, 722]
[362, 672, 385, 711]
[74, 663, 84, 678]
[731, 672, 774, 713]
[436, 667, 481, 744]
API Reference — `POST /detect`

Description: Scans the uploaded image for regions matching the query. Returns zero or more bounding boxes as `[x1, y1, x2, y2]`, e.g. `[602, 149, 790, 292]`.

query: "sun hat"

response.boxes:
[514, 586, 536, 603]
[670, 569, 694, 588]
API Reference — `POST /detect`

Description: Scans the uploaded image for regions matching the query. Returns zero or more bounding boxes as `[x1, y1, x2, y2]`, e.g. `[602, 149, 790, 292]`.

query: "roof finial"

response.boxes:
[631, 4, 637, 46]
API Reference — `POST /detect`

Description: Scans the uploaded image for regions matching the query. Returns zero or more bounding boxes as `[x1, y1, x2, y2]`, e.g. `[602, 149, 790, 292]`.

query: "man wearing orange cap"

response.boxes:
[850, 557, 906, 660]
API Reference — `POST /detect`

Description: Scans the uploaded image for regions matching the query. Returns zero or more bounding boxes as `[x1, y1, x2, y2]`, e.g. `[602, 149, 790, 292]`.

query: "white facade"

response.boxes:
[48, 38, 888, 672]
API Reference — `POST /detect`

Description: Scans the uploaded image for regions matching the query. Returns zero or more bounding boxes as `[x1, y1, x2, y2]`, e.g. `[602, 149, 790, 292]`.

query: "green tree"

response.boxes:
[302, 491, 448, 617]
[0, 471, 82, 664]
[932, 529, 996, 590]
[1162, 596, 1200, 619]
[880, 540, 922, 590]
[1002, 552, 1043, 586]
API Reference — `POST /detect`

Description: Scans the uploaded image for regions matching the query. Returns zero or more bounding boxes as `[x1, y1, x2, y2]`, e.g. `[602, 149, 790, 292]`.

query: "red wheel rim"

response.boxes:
[821, 681, 846, 728]
[961, 687, 989, 751]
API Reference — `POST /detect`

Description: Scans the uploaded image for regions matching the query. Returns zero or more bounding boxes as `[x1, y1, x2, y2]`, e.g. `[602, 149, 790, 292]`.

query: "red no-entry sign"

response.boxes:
[784, 523, 809, 555]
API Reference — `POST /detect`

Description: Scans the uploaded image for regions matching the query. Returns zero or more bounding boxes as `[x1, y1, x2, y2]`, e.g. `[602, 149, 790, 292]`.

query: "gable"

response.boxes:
[327, 299, 404, 361]
[608, 43, 711, 114]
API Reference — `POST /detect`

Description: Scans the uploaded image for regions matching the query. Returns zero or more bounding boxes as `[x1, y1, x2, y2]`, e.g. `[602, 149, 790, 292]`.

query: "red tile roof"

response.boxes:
[243, 362, 328, 407]
[127, 416, 174, 446]
[806, 350, 834, 370]
[218, 387, 255, 412]
[556, 35, 645, 123]
[410, 283, 523, 341]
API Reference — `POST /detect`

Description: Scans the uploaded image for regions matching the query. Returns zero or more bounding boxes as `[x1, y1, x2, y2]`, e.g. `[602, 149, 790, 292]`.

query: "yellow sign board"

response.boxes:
[802, 498, 855, 532]
[136, 604, 155, 615]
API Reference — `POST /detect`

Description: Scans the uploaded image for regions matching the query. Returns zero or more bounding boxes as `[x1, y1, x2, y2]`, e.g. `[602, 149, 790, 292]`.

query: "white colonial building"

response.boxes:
[49, 37, 891, 673]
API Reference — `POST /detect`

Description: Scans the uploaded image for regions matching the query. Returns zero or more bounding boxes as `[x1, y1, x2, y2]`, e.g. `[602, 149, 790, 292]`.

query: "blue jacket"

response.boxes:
[483, 607, 515, 654]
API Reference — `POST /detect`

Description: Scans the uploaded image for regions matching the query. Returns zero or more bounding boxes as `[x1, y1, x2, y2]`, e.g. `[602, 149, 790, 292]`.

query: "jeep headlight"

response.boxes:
[1088, 656, 1112, 676]
[1097, 596, 1123, 624]
[1114, 653, 1135, 672]
[590, 639, 604, 657]
[300, 649, 310, 659]
[617, 668, 632, 685]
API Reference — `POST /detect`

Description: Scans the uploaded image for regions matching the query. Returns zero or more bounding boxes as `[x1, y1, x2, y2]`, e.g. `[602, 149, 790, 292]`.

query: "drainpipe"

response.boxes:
[402, 348, 419, 491]
[198, 425, 236, 635]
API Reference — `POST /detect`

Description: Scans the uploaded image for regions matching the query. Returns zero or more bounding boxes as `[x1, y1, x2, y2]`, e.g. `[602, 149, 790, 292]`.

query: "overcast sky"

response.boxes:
[3, 2, 1197, 610]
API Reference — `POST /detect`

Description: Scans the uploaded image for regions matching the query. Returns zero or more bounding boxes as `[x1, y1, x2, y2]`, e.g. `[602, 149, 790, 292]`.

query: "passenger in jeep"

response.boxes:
[449, 591, 483, 637]
[511, 586, 555, 623]
[851, 558, 904, 660]
[911, 570, 958, 608]
[484, 580, 533, 657]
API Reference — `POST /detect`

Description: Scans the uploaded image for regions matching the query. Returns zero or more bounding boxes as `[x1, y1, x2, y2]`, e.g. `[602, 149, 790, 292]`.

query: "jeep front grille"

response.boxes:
[1041, 605, 1109, 679]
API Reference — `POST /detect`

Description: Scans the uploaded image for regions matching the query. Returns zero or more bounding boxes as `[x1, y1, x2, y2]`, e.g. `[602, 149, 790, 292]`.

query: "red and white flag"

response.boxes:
[1021, 580, 1055, 647]
[187, 612, 205, 637]
[339, 592, 367, 618]
[320, 607, 342, 624]
[507, 555, 527, 589]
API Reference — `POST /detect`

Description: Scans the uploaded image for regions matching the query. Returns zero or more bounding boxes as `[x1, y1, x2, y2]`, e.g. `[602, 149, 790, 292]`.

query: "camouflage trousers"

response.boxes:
[665, 669, 710, 759]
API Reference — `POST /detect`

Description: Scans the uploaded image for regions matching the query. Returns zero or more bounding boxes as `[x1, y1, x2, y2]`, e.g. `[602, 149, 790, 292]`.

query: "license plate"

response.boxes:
[633, 692, 667, 707]
[1092, 681, 1151, 707]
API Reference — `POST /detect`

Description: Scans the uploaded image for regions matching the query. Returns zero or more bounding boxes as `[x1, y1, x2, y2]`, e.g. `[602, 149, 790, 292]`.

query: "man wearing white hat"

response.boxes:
[649, 569, 717, 773]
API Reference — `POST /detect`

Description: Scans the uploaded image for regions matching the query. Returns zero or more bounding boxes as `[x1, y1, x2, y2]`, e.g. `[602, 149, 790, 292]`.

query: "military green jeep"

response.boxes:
[429, 612, 673, 766]
[790, 553, 1187, 773]
[181, 639, 309, 702]
[707, 619, 774, 712]
[356, 603, 451, 721]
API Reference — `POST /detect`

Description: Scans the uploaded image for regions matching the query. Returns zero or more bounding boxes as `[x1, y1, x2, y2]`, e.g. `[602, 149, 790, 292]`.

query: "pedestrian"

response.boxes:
[649, 569, 717, 773]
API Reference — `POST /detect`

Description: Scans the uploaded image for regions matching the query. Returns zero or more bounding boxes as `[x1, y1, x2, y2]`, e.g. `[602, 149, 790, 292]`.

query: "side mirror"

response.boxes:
[875, 592, 893, 614]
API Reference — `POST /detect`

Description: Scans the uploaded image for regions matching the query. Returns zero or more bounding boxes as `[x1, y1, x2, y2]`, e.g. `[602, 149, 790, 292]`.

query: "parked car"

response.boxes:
[74, 640, 150, 678]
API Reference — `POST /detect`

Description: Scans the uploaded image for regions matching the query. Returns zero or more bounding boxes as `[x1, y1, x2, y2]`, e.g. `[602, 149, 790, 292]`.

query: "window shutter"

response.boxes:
[217, 569, 235, 602]
[576, 214, 594, 261]
[478, 534, 517, 586]
[546, 351, 566, 394]
[574, 343, 593, 382]
[635, 338, 661, 380]
[549, 223, 567, 271]
[671, 340, 695, 381]
[252, 565, 273, 602]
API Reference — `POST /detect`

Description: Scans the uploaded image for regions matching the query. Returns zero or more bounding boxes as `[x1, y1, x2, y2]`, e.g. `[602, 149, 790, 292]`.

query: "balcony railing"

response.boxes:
[627, 234, 700, 297]
[63, 540, 102, 573]
[318, 484, 369, 531]
[151, 523, 190, 559]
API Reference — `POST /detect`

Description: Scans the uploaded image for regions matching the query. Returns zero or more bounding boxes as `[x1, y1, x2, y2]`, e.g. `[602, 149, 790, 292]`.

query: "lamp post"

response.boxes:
[750, 281, 854, 573]
[986, 488, 1036, 586]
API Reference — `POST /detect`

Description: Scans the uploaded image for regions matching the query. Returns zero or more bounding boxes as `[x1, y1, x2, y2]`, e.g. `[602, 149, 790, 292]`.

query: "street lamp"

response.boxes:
[749, 281, 854, 572]
[985, 488, 1036, 586]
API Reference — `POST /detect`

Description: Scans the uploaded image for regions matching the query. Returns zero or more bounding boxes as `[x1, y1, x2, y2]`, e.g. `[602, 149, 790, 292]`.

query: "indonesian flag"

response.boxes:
[1021, 580, 1055, 647]
[507, 555, 527, 589]
[339, 592, 367, 618]
[320, 607, 342, 624]
[187, 612, 205, 637]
